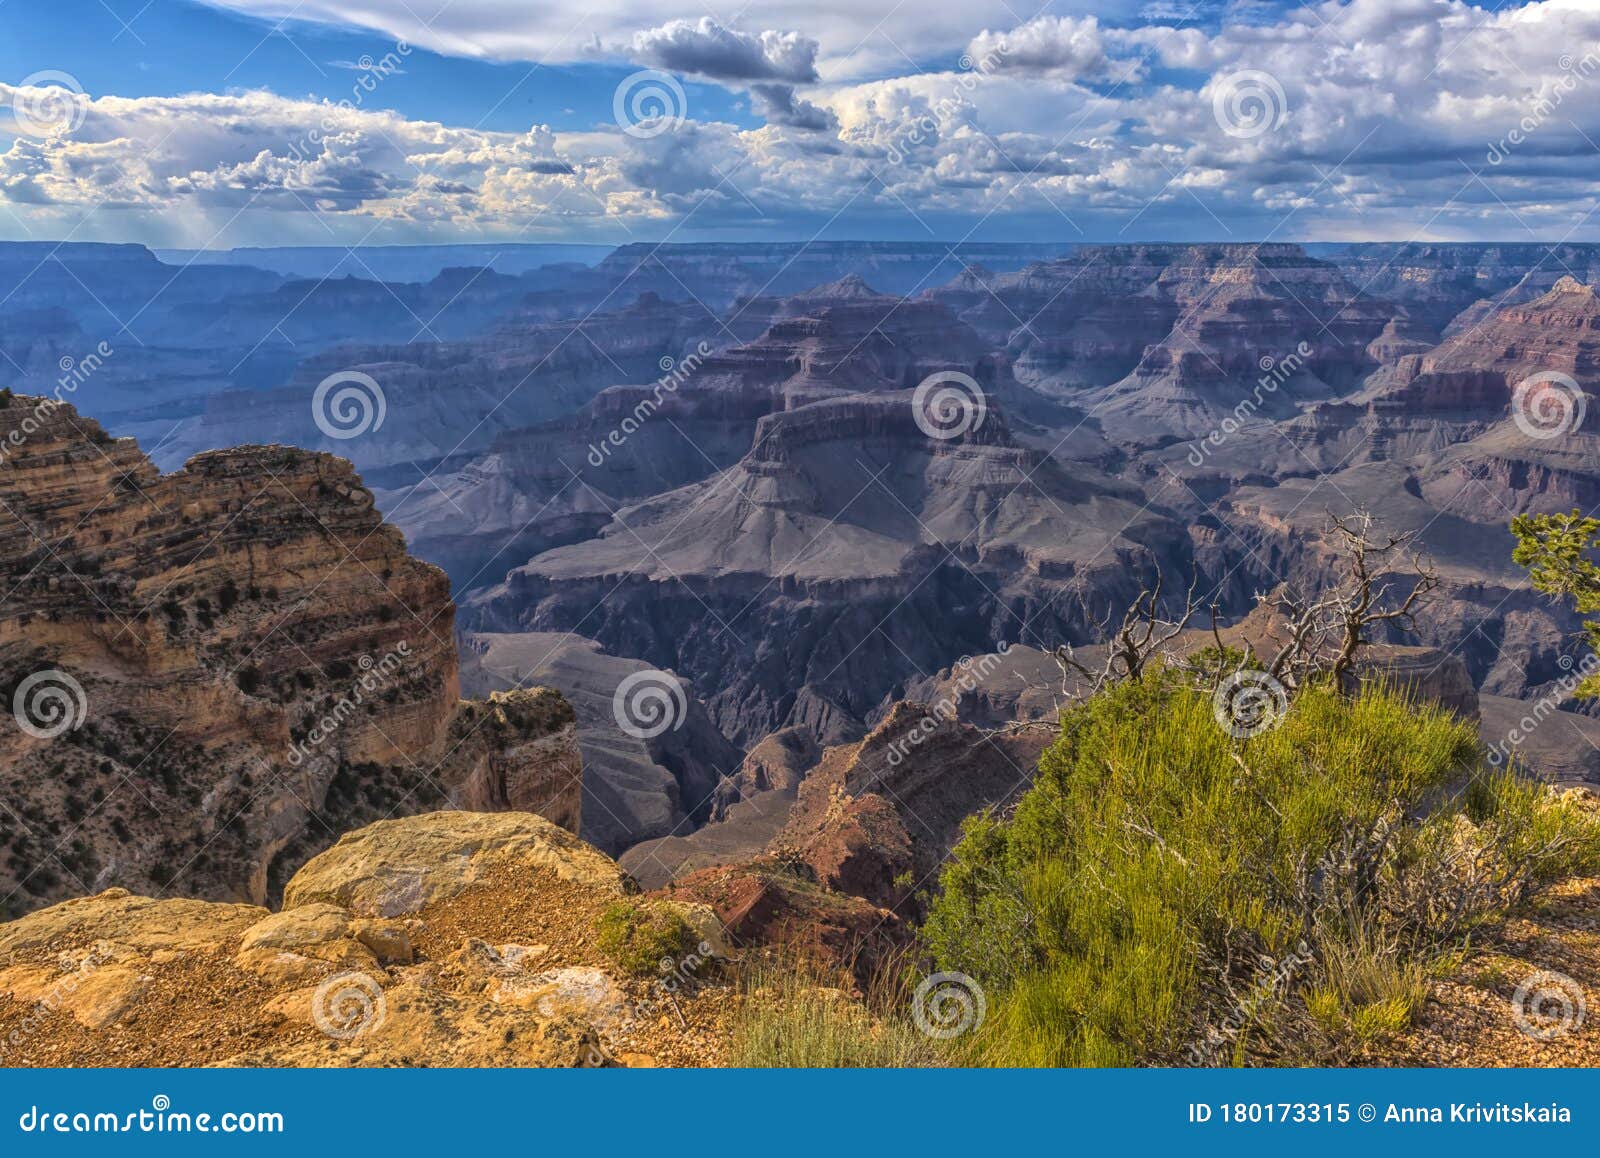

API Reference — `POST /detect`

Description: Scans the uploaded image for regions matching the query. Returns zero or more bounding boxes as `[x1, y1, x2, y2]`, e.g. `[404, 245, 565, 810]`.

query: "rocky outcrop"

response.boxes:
[716, 726, 820, 812]
[0, 396, 582, 916]
[0, 811, 731, 1067]
[461, 632, 740, 855]
[642, 700, 1045, 980]
[282, 810, 624, 916]
[774, 703, 1046, 892]
[664, 859, 905, 986]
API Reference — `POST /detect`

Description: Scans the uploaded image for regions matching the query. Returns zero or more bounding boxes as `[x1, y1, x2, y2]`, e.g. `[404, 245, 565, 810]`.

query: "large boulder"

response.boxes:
[283, 810, 625, 917]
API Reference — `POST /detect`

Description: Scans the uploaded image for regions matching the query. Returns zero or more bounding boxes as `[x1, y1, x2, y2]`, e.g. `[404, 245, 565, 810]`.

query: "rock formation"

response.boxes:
[0, 395, 581, 917]
[461, 631, 741, 855]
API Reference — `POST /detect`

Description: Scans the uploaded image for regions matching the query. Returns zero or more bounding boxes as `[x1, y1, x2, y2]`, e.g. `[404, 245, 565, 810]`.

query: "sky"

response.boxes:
[0, 0, 1598, 247]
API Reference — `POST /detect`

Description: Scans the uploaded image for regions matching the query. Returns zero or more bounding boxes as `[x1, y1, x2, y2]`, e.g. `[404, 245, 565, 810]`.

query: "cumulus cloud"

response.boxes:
[750, 84, 837, 131]
[628, 18, 818, 83]
[968, 16, 1124, 81]
[9, 0, 1600, 243]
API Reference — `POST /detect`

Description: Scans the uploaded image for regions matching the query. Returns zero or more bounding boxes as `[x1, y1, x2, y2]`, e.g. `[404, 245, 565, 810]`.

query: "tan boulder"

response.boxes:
[0, 889, 266, 958]
[232, 904, 380, 985]
[0, 960, 148, 1030]
[282, 810, 625, 917]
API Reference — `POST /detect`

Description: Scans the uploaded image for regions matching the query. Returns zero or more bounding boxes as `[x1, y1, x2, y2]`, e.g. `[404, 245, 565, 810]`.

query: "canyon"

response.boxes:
[4, 237, 1600, 925]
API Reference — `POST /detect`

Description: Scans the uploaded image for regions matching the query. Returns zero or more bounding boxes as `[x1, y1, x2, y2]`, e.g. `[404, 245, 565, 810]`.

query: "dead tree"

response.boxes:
[1053, 573, 1202, 699]
[1257, 510, 1439, 694]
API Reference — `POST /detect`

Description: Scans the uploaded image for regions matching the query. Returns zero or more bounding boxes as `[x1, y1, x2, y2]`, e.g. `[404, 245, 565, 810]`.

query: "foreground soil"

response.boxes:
[1383, 876, 1600, 1066]
[0, 812, 735, 1068]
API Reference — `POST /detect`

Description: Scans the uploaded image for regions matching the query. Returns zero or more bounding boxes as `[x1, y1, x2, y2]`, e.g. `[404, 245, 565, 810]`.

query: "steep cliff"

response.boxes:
[0, 395, 581, 917]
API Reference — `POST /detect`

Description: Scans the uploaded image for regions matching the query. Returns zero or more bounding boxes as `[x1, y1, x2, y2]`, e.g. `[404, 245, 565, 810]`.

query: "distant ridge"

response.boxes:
[154, 242, 614, 282]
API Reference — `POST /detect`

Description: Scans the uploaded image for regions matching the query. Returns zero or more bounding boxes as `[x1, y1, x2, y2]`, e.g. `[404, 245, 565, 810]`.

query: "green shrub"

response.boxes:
[921, 676, 1600, 1067]
[594, 900, 696, 977]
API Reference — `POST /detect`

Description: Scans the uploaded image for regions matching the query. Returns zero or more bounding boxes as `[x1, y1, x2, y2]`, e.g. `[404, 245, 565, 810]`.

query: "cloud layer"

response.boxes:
[4, 0, 1600, 244]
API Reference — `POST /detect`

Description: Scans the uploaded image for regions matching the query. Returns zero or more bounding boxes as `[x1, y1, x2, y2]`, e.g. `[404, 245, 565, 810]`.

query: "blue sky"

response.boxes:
[0, 0, 758, 135]
[1, 0, 1597, 246]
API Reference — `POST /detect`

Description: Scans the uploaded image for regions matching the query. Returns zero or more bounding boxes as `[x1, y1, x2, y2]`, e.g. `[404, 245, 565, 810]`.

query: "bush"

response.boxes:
[594, 901, 696, 977]
[921, 676, 1600, 1067]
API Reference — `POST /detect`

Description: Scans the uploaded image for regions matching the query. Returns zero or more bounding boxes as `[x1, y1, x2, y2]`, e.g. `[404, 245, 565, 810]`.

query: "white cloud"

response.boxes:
[7, 0, 1600, 244]
[628, 18, 819, 82]
[968, 16, 1126, 82]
